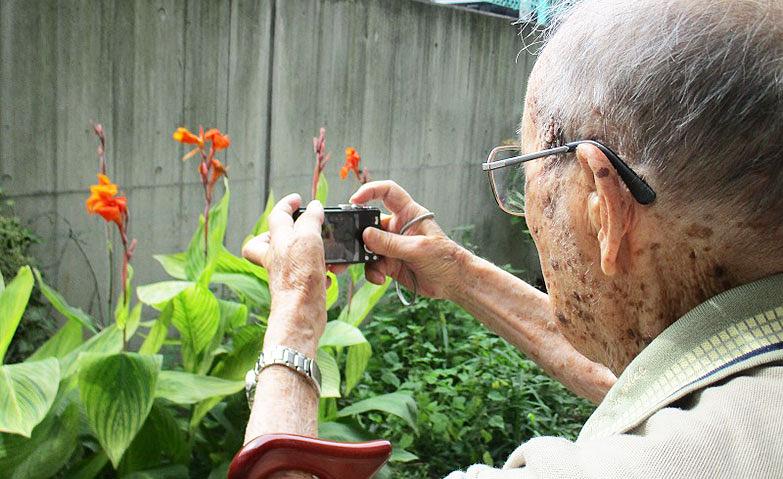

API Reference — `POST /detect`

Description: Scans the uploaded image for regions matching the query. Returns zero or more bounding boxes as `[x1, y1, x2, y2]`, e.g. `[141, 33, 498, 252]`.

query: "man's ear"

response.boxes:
[576, 144, 635, 276]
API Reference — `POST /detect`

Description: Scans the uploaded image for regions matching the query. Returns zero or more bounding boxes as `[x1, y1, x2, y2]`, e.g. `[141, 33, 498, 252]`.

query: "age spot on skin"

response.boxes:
[596, 167, 610, 178]
[556, 312, 569, 326]
[685, 223, 713, 239]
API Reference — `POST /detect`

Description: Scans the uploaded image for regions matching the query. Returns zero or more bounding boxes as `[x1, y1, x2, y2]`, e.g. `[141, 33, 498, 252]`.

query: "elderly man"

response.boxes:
[240, 0, 783, 477]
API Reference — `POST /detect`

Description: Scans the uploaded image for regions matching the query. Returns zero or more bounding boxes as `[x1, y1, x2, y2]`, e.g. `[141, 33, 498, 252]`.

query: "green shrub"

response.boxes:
[349, 291, 595, 478]
[0, 189, 55, 363]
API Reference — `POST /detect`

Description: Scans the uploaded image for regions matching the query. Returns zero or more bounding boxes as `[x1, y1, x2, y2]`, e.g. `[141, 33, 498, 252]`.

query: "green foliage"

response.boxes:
[0, 190, 54, 364]
[0, 266, 34, 362]
[0, 171, 586, 479]
[0, 175, 411, 478]
[352, 293, 595, 478]
[78, 353, 162, 467]
[0, 358, 60, 436]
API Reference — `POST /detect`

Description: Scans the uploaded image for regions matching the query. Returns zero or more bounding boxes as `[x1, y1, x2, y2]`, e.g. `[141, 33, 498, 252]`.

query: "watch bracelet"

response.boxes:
[245, 346, 322, 409]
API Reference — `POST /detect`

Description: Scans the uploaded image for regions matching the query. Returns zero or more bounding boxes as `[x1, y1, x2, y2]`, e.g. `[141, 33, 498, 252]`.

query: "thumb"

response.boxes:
[363, 227, 420, 260]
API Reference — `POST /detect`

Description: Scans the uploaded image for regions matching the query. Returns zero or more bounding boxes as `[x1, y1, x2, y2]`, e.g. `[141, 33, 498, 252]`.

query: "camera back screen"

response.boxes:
[323, 212, 361, 263]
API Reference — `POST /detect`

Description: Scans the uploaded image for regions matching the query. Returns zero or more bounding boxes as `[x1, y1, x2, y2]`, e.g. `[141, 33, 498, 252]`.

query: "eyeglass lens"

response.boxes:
[489, 147, 526, 215]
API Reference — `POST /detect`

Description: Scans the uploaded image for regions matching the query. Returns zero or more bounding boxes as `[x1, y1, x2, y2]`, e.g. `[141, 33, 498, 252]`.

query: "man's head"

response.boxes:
[521, 0, 783, 373]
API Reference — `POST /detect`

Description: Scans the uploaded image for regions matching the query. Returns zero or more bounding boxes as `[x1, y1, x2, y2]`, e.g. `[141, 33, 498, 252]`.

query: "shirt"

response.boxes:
[446, 273, 783, 479]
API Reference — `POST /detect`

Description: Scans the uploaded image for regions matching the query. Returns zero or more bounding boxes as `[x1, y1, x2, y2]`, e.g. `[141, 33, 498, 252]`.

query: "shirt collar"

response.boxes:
[579, 273, 783, 441]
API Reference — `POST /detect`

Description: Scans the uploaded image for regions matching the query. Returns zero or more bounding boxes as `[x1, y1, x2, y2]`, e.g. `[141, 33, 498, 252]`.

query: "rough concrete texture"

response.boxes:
[0, 0, 540, 318]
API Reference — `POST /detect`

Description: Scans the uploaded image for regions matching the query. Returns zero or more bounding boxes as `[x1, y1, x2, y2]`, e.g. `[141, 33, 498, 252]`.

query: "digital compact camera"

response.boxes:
[293, 204, 381, 264]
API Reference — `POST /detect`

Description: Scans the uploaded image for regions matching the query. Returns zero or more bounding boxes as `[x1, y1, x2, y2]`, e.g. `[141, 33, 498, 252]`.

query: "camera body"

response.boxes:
[293, 204, 381, 264]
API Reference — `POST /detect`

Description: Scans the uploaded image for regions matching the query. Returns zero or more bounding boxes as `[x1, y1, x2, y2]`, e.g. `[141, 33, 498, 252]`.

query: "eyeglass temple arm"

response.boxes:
[566, 141, 656, 205]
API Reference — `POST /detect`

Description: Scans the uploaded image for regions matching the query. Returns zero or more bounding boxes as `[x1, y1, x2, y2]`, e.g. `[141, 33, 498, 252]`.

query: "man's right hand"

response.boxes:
[349, 181, 469, 300]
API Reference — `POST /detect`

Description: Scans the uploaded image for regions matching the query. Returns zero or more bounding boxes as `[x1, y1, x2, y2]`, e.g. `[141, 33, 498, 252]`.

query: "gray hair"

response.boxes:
[529, 0, 783, 233]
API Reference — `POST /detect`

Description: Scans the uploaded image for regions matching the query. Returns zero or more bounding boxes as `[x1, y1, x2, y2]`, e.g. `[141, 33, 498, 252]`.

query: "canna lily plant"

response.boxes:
[0, 125, 417, 479]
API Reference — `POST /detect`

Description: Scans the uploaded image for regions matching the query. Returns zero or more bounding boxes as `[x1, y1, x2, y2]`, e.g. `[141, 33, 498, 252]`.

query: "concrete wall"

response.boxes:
[0, 0, 538, 319]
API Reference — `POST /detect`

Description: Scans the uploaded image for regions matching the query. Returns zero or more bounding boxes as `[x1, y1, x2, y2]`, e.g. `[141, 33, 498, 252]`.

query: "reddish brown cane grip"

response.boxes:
[228, 434, 392, 479]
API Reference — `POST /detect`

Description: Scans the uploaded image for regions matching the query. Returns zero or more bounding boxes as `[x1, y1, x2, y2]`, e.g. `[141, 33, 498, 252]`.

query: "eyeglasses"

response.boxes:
[481, 140, 656, 216]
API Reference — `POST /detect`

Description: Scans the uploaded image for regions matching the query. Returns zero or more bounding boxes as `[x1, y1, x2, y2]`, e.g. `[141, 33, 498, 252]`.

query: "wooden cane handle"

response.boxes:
[228, 434, 392, 479]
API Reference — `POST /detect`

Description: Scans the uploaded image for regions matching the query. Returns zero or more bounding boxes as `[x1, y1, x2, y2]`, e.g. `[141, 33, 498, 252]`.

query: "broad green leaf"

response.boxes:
[337, 278, 392, 327]
[208, 323, 263, 381]
[78, 352, 162, 467]
[122, 465, 189, 479]
[250, 190, 275, 237]
[65, 451, 109, 479]
[208, 462, 230, 479]
[0, 266, 34, 361]
[348, 263, 364, 284]
[170, 284, 220, 373]
[318, 420, 373, 443]
[153, 253, 187, 280]
[114, 264, 135, 333]
[125, 303, 142, 338]
[190, 324, 263, 427]
[28, 320, 82, 362]
[185, 181, 230, 282]
[0, 392, 80, 478]
[219, 300, 248, 331]
[344, 342, 372, 396]
[325, 271, 338, 310]
[155, 371, 244, 404]
[118, 403, 188, 476]
[139, 302, 173, 355]
[0, 359, 60, 436]
[316, 173, 329, 205]
[33, 268, 96, 334]
[390, 448, 419, 463]
[317, 348, 340, 398]
[136, 281, 193, 309]
[215, 247, 268, 282]
[60, 325, 123, 378]
[212, 273, 270, 308]
[337, 392, 418, 433]
[318, 320, 367, 348]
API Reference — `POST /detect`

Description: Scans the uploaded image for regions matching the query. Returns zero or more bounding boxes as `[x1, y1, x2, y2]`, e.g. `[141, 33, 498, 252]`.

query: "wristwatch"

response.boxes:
[245, 345, 322, 409]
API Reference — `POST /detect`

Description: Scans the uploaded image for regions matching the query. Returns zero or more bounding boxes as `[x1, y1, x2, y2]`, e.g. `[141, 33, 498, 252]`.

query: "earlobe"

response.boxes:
[576, 144, 634, 276]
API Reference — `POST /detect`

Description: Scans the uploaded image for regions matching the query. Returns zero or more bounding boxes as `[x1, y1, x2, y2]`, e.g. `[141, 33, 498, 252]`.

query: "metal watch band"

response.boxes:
[245, 345, 322, 409]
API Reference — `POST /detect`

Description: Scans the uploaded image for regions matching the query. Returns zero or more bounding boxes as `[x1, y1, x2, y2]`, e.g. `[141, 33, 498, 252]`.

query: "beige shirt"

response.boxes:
[447, 274, 783, 479]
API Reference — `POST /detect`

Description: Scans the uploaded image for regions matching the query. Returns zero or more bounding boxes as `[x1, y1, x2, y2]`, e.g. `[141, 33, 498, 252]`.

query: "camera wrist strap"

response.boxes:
[395, 212, 435, 306]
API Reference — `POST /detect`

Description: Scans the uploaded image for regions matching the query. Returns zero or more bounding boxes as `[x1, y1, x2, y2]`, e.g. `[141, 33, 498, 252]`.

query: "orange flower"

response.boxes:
[205, 128, 231, 150]
[86, 174, 127, 226]
[172, 127, 203, 147]
[341, 147, 361, 180]
[210, 158, 228, 184]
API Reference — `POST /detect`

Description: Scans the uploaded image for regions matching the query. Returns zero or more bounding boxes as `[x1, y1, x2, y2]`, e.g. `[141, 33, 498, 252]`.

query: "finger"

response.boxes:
[350, 180, 423, 216]
[365, 266, 386, 285]
[268, 193, 301, 237]
[363, 227, 420, 260]
[364, 256, 404, 285]
[241, 235, 271, 268]
[328, 264, 348, 275]
[380, 213, 392, 231]
[294, 200, 324, 235]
